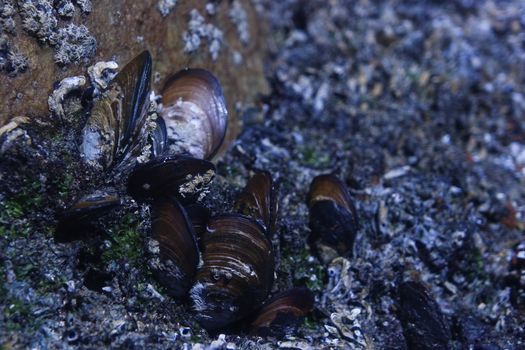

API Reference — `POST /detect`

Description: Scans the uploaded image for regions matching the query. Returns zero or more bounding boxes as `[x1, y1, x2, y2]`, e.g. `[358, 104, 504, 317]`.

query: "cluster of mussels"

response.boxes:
[55, 51, 314, 335]
[52, 50, 453, 344]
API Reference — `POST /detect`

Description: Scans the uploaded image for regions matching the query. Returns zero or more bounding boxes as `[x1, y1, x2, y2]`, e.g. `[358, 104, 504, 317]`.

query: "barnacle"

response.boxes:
[0, 36, 28, 76]
[48, 76, 87, 119]
[51, 24, 97, 66]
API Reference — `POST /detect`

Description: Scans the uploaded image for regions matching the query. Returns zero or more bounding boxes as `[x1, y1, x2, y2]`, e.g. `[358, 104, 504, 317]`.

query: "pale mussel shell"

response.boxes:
[55, 190, 121, 242]
[191, 214, 274, 331]
[81, 50, 152, 172]
[161, 68, 228, 160]
[396, 281, 451, 350]
[126, 155, 215, 204]
[249, 287, 314, 337]
[307, 174, 358, 260]
[234, 171, 277, 237]
[148, 199, 199, 298]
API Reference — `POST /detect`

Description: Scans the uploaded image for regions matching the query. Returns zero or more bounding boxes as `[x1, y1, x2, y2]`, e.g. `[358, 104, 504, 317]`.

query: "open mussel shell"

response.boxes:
[234, 171, 277, 238]
[161, 68, 228, 160]
[396, 281, 451, 350]
[148, 199, 199, 298]
[307, 174, 358, 260]
[126, 155, 215, 204]
[55, 191, 121, 242]
[190, 214, 274, 331]
[249, 287, 314, 337]
[81, 51, 152, 171]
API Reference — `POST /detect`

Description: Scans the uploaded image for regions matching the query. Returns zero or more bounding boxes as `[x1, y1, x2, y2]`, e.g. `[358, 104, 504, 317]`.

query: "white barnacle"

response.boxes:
[48, 75, 86, 119]
[88, 60, 118, 93]
[80, 125, 103, 166]
[229, 0, 249, 45]
[190, 281, 211, 313]
[178, 169, 214, 199]
[157, 0, 178, 17]
[182, 9, 223, 60]
[165, 98, 209, 159]
[136, 97, 161, 164]
[147, 239, 160, 255]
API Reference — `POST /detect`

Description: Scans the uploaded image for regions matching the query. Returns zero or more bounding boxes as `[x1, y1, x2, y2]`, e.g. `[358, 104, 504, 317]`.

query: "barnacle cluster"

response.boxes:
[183, 9, 223, 61]
[6, 0, 97, 69]
[0, 2, 27, 76]
[0, 35, 28, 76]
[228, 0, 250, 45]
[51, 24, 96, 66]
[157, 0, 178, 17]
[0, 1, 16, 34]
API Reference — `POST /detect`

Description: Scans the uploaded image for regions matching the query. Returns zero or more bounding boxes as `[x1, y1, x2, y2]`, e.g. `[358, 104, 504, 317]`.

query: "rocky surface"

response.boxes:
[1, 0, 525, 349]
[0, 0, 268, 146]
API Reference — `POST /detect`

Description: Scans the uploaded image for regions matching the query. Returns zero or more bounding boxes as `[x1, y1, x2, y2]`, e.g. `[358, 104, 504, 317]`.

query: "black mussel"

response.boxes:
[150, 116, 168, 158]
[190, 214, 274, 331]
[55, 191, 121, 242]
[234, 171, 277, 238]
[184, 203, 211, 243]
[307, 174, 358, 261]
[126, 155, 215, 204]
[249, 287, 314, 337]
[81, 51, 152, 171]
[147, 199, 199, 298]
[84, 268, 113, 292]
[161, 68, 228, 160]
[396, 281, 451, 350]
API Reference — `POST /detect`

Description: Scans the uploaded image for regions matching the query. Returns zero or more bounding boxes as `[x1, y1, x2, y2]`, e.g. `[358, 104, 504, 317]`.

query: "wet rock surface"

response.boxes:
[1, 0, 525, 348]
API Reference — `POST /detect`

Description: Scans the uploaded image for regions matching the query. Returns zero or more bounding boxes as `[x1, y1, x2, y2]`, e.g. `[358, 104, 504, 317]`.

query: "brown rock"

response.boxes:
[0, 0, 269, 149]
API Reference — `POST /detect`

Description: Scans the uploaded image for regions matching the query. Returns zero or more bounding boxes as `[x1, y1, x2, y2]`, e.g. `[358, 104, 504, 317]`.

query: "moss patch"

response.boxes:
[0, 180, 44, 240]
[282, 247, 326, 292]
[102, 213, 143, 266]
[298, 146, 331, 168]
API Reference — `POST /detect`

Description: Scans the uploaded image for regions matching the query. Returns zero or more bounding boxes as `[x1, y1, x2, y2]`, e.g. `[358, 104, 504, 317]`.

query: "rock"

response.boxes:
[0, 0, 269, 153]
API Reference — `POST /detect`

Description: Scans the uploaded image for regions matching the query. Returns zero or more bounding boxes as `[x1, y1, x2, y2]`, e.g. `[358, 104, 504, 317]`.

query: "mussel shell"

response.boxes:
[84, 268, 114, 292]
[191, 214, 274, 331]
[81, 51, 152, 171]
[308, 174, 355, 211]
[184, 203, 211, 244]
[148, 199, 199, 298]
[55, 191, 121, 242]
[234, 171, 277, 238]
[161, 68, 228, 160]
[249, 287, 314, 337]
[126, 155, 215, 204]
[307, 174, 358, 257]
[115, 51, 152, 155]
[396, 281, 451, 350]
[150, 116, 168, 158]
